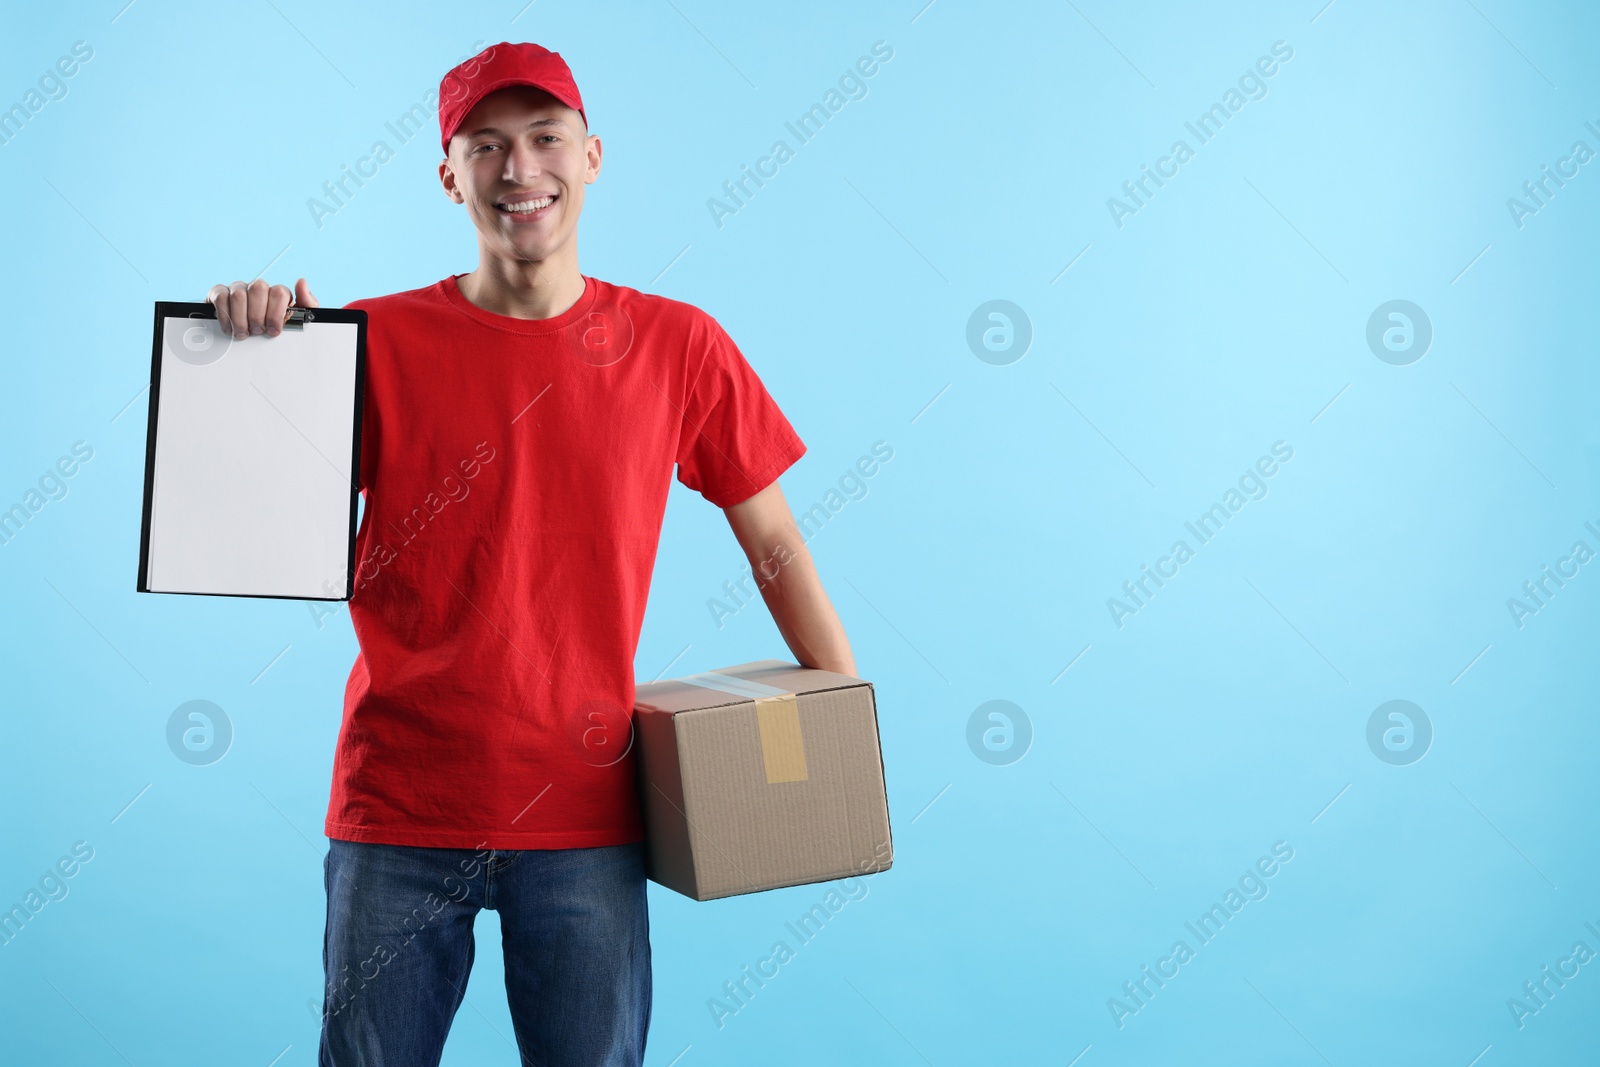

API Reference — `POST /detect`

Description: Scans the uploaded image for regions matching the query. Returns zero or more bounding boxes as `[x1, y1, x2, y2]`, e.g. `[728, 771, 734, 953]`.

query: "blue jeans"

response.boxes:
[318, 838, 652, 1066]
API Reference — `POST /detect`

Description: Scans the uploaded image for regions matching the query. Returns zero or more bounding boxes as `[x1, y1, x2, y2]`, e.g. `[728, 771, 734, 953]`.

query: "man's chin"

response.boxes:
[484, 223, 555, 250]
[497, 237, 563, 265]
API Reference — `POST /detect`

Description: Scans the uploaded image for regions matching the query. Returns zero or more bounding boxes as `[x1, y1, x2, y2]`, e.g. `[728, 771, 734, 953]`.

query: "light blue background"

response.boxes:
[3, 1, 1598, 1064]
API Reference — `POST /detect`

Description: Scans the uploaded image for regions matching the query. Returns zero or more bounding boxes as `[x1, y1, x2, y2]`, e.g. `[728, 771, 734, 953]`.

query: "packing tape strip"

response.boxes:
[678, 671, 809, 784]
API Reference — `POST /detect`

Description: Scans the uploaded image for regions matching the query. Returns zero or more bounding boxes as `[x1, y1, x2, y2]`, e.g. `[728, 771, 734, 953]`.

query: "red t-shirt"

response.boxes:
[325, 273, 806, 849]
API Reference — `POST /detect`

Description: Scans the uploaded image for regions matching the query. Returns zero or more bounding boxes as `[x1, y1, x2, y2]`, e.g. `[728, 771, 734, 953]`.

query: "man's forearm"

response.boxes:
[751, 539, 857, 678]
[722, 481, 858, 677]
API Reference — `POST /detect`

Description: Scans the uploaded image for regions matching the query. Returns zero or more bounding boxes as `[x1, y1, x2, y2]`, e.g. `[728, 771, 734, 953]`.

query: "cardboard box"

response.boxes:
[633, 659, 893, 901]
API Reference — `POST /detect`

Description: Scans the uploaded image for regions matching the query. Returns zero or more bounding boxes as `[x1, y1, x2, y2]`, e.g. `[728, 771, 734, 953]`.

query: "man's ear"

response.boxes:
[439, 157, 464, 203]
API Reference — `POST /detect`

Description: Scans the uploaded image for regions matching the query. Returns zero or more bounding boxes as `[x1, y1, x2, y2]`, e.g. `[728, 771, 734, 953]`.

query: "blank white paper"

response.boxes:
[146, 315, 360, 598]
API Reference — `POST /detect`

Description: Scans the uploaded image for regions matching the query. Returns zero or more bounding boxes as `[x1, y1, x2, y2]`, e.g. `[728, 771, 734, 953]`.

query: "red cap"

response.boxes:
[438, 42, 587, 156]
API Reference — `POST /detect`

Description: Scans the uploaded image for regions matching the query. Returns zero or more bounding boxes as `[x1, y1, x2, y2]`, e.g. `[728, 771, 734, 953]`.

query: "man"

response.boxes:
[207, 41, 856, 1066]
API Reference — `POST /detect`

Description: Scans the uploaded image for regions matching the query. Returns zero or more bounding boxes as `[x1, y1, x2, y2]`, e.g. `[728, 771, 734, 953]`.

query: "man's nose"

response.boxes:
[503, 142, 541, 184]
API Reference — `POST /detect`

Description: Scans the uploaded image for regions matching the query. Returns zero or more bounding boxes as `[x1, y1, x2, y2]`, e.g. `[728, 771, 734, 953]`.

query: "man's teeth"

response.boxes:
[500, 197, 554, 213]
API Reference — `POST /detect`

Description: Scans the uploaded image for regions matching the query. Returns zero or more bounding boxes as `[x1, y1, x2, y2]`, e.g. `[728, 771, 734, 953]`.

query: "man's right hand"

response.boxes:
[206, 278, 320, 339]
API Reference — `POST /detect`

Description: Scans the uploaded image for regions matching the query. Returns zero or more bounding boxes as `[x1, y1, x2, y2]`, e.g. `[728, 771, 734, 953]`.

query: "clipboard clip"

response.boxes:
[282, 307, 316, 330]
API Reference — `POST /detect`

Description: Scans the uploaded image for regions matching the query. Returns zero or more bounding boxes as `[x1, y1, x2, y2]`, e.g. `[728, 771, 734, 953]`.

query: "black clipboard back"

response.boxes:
[137, 300, 367, 601]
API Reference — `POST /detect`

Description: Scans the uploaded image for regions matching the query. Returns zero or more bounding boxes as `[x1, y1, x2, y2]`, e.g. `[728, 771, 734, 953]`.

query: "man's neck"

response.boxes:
[457, 256, 586, 320]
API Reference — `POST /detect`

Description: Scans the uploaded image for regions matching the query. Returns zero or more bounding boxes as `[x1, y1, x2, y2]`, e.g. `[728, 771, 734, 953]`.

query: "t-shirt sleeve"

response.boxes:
[675, 313, 807, 508]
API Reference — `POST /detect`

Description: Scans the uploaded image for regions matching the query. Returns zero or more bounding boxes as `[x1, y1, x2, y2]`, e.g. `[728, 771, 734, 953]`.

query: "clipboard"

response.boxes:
[137, 301, 367, 601]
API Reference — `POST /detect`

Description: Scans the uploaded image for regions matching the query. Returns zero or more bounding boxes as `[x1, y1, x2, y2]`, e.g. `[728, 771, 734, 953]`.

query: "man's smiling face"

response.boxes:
[440, 85, 601, 265]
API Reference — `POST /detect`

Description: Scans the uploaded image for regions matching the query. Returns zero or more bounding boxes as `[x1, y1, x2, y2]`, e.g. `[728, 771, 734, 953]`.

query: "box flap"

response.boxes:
[635, 658, 868, 714]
